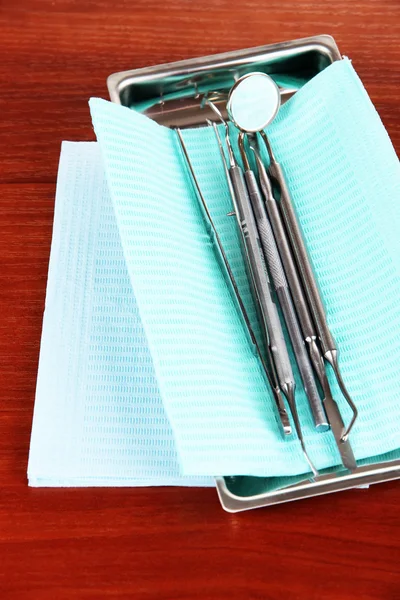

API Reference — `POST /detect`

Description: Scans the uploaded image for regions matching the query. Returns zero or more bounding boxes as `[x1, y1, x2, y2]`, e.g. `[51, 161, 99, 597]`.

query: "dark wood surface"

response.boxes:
[1, 1, 399, 598]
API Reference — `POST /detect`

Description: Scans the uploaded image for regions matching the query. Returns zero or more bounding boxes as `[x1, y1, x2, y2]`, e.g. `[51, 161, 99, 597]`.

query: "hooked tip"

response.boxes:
[205, 98, 229, 129]
[324, 349, 358, 442]
[260, 130, 277, 162]
[283, 383, 319, 478]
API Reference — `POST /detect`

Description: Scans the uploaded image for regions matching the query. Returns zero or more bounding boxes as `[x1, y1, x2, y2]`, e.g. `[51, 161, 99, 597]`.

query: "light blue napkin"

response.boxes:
[89, 58, 400, 478]
[28, 141, 213, 487]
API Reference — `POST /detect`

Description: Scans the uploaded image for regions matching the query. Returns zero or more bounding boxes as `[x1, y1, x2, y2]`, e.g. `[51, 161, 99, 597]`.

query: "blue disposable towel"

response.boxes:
[89, 58, 400, 478]
[28, 141, 213, 487]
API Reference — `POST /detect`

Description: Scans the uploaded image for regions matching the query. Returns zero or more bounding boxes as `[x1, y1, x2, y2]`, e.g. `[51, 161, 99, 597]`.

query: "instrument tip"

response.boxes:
[284, 383, 319, 478]
[324, 350, 358, 442]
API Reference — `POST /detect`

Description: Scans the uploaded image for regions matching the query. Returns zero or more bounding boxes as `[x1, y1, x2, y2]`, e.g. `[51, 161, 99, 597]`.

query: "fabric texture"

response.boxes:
[89, 58, 400, 477]
[28, 141, 213, 487]
[29, 58, 400, 485]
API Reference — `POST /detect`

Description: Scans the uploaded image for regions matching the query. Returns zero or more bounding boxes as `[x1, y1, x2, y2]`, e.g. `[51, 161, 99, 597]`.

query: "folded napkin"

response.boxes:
[28, 141, 213, 487]
[29, 58, 400, 486]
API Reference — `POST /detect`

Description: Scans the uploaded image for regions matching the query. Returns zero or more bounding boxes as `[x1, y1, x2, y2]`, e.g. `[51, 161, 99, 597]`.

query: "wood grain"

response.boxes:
[0, 1, 399, 598]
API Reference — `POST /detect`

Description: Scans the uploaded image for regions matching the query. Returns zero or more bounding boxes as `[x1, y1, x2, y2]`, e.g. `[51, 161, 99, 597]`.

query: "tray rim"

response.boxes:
[107, 34, 341, 105]
[216, 458, 400, 512]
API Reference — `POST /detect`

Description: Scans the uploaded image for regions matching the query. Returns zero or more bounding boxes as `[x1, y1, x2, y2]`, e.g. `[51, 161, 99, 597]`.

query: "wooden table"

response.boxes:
[1, 1, 399, 598]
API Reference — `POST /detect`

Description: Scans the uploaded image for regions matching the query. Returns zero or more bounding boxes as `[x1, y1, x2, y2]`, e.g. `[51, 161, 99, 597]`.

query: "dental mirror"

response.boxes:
[227, 72, 281, 133]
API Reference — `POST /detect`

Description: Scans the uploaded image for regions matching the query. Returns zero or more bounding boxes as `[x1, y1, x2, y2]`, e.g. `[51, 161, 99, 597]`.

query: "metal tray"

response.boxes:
[107, 34, 341, 127]
[107, 35, 400, 511]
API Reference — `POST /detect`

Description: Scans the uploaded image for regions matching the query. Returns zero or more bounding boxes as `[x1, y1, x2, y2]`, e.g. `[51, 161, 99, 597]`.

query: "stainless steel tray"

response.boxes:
[107, 35, 400, 511]
[107, 34, 341, 127]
